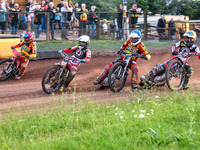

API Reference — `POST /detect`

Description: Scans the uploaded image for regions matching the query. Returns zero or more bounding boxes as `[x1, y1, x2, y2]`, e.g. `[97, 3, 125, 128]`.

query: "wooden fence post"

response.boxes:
[46, 12, 50, 41]
[143, 10, 148, 40]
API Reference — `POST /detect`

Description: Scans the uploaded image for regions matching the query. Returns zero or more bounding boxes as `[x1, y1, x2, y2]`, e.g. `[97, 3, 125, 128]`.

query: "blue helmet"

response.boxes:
[131, 30, 142, 39]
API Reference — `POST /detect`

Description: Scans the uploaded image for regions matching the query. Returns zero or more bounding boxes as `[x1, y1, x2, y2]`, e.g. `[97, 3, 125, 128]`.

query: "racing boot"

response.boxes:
[15, 69, 25, 80]
[131, 83, 138, 90]
[94, 76, 101, 85]
[182, 66, 192, 90]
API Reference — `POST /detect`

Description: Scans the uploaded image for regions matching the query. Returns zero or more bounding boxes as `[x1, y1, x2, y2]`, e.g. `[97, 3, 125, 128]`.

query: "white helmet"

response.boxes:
[129, 32, 141, 46]
[77, 35, 90, 49]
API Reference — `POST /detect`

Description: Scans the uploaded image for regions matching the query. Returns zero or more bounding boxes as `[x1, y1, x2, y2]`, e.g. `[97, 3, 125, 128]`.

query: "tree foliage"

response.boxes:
[75, 0, 200, 20]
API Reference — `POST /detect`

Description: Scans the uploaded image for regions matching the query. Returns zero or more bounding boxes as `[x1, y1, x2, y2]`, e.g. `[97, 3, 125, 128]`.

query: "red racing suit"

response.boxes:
[98, 38, 151, 84]
[12, 40, 37, 76]
[61, 45, 91, 87]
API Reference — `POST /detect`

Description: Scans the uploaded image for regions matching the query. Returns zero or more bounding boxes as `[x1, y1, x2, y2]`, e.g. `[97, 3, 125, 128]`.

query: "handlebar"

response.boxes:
[121, 51, 142, 58]
[61, 53, 79, 62]
[175, 52, 200, 58]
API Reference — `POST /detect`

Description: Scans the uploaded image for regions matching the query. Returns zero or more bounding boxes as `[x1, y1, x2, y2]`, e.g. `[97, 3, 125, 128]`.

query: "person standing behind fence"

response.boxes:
[0, 2, 6, 34]
[157, 15, 166, 41]
[110, 21, 116, 38]
[61, 1, 72, 40]
[129, 4, 142, 31]
[47, 2, 56, 40]
[102, 19, 108, 35]
[88, 6, 97, 39]
[168, 18, 176, 40]
[77, 3, 88, 36]
[9, 3, 21, 34]
[117, 4, 123, 40]
[33, 5, 42, 40]
[8, 0, 15, 10]
[56, 0, 64, 29]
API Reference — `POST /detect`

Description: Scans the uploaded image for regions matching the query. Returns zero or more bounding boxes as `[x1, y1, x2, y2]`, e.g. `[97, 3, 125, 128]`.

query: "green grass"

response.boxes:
[1, 90, 200, 149]
[37, 40, 173, 51]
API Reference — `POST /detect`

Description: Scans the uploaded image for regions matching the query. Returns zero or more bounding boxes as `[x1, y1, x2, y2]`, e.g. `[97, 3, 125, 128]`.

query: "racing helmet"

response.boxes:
[129, 31, 141, 46]
[24, 32, 33, 44]
[183, 31, 196, 47]
[77, 35, 90, 49]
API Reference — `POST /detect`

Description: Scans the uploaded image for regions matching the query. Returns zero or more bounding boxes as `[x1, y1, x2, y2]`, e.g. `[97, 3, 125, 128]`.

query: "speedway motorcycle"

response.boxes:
[41, 52, 80, 94]
[140, 50, 200, 90]
[107, 51, 143, 93]
[0, 49, 26, 81]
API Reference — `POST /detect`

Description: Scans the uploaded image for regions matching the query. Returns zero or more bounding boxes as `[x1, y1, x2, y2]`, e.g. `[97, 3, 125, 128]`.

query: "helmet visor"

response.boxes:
[184, 37, 195, 43]
[79, 41, 86, 46]
[131, 37, 140, 44]
[24, 37, 30, 42]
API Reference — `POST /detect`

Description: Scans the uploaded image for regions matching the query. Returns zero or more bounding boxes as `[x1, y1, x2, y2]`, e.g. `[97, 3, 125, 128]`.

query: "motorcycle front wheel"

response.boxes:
[165, 59, 185, 91]
[42, 65, 64, 94]
[108, 62, 127, 93]
[0, 59, 13, 81]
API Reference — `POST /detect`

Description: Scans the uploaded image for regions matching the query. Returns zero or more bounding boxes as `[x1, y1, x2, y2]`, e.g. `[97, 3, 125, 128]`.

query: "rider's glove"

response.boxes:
[11, 46, 15, 49]
[172, 51, 178, 55]
[117, 49, 123, 55]
[79, 59, 86, 63]
[141, 54, 147, 60]
[58, 50, 63, 54]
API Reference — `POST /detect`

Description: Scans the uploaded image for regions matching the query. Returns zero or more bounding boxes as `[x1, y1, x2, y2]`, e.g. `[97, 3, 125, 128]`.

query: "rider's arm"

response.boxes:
[29, 42, 37, 58]
[138, 43, 151, 60]
[62, 46, 77, 53]
[121, 38, 131, 50]
[13, 40, 25, 49]
[83, 49, 91, 63]
[194, 46, 200, 59]
[172, 40, 182, 52]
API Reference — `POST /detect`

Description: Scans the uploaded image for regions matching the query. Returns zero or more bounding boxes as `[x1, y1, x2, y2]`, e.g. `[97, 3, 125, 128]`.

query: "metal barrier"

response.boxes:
[0, 11, 200, 42]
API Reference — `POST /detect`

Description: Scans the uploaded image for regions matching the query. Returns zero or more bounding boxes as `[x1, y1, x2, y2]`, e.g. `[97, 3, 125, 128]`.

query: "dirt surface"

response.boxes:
[1, 51, 200, 111]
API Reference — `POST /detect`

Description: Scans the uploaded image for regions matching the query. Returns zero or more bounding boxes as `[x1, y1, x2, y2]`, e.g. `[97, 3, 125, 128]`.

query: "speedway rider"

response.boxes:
[94, 30, 151, 89]
[58, 35, 91, 87]
[145, 31, 200, 89]
[10, 32, 37, 79]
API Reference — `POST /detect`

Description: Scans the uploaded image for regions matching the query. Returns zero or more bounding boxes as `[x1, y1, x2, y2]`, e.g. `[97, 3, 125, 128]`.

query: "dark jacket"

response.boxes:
[47, 7, 56, 21]
[117, 8, 123, 24]
[168, 21, 176, 35]
[157, 18, 166, 33]
[34, 10, 42, 25]
[9, 9, 22, 25]
[129, 8, 140, 24]
[88, 10, 97, 25]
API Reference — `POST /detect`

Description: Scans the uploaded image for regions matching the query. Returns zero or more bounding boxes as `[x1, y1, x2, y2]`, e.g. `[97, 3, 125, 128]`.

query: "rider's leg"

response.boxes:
[94, 62, 113, 85]
[94, 57, 122, 85]
[183, 65, 193, 89]
[64, 70, 76, 88]
[130, 61, 138, 89]
[147, 63, 166, 82]
[15, 58, 29, 79]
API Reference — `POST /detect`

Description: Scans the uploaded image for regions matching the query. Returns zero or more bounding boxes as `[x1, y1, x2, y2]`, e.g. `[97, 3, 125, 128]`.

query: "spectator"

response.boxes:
[157, 15, 166, 41]
[102, 19, 108, 35]
[109, 21, 116, 38]
[48, 2, 56, 40]
[61, 1, 72, 39]
[168, 18, 176, 40]
[72, 2, 79, 20]
[57, 0, 64, 12]
[55, 7, 61, 29]
[88, 6, 97, 39]
[33, 5, 42, 40]
[0, 2, 6, 34]
[41, 0, 48, 32]
[8, 0, 15, 10]
[26, 0, 32, 12]
[1, 0, 7, 9]
[77, 3, 88, 36]
[9, 3, 21, 34]
[29, 0, 37, 26]
[117, 4, 123, 40]
[129, 4, 142, 31]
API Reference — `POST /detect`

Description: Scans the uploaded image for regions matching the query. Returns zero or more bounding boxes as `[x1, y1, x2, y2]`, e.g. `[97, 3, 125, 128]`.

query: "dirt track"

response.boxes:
[1, 52, 200, 111]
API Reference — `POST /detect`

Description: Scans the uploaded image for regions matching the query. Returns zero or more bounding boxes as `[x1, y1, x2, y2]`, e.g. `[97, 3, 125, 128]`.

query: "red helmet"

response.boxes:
[132, 4, 137, 7]
[24, 32, 33, 44]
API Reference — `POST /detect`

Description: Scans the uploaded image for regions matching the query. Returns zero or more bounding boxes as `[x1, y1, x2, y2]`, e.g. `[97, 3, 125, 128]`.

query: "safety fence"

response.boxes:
[0, 11, 200, 42]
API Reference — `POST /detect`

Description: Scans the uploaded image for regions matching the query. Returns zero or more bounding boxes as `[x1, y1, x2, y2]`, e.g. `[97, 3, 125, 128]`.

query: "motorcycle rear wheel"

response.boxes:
[108, 62, 127, 93]
[42, 65, 64, 94]
[166, 59, 185, 91]
[0, 59, 13, 81]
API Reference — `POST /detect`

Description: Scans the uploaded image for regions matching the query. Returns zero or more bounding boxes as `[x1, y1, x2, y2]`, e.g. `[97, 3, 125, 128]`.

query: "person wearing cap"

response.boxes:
[129, 4, 142, 31]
